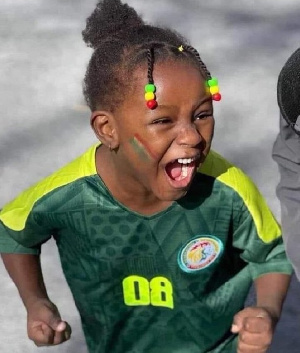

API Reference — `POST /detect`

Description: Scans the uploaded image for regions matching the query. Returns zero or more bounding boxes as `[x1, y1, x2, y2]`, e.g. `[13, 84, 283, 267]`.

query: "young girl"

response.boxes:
[0, 1, 292, 352]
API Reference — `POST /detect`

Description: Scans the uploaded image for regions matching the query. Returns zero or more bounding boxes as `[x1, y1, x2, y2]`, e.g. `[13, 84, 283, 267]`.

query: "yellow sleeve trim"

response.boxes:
[0, 144, 99, 231]
[200, 150, 281, 243]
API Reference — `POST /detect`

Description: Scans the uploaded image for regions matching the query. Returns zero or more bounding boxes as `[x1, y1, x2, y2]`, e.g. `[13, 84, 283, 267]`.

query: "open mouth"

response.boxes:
[165, 157, 198, 188]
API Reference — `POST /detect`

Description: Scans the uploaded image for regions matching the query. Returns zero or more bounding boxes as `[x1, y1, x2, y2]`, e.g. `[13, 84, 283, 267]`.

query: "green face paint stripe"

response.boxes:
[134, 134, 157, 160]
[130, 137, 150, 161]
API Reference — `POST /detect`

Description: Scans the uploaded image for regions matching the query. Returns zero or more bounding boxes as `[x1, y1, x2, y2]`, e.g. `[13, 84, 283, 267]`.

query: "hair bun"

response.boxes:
[82, 0, 144, 49]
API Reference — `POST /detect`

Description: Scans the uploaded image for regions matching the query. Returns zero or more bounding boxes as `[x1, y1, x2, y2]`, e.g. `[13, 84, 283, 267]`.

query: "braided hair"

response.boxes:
[82, 0, 212, 111]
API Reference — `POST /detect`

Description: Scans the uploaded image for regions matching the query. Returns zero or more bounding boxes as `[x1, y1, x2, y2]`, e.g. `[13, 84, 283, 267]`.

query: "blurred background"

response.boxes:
[0, 0, 300, 351]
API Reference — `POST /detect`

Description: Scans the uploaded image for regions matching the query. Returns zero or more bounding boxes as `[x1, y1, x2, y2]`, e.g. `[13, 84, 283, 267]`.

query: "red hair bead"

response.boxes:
[212, 93, 222, 101]
[146, 99, 158, 109]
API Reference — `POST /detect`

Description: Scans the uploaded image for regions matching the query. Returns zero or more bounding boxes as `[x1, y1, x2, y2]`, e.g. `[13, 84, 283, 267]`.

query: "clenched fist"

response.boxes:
[27, 298, 71, 346]
[231, 307, 276, 353]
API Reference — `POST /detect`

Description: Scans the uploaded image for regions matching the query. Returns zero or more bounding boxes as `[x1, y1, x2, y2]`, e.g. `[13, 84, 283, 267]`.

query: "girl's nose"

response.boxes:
[176, 125, 202, 147]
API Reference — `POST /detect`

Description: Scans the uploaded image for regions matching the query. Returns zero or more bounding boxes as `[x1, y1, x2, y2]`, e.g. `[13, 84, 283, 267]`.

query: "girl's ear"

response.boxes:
[90, 111, 119, 150]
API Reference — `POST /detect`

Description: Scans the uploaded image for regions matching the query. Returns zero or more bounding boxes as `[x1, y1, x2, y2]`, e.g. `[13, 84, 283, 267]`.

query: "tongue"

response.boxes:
[166, 161, 182, 179]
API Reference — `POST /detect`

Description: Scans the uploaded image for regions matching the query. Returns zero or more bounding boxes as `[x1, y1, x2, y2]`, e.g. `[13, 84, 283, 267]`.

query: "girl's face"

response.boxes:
[112, 59, 214, 202]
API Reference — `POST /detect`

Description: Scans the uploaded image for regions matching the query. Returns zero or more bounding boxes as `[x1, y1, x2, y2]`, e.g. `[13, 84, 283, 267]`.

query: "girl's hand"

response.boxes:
[27, 298, 71, 346]
[231, 307, 275, 353]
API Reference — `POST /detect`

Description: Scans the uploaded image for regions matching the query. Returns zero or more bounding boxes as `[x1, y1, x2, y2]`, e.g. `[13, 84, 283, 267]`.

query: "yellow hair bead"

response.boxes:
[209, 86, 219, 94]
[145, 92, 155, 101]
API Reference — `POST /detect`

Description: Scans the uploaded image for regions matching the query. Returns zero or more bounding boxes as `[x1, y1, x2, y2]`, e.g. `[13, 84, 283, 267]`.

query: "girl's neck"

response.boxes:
[95, 145, 172, 215]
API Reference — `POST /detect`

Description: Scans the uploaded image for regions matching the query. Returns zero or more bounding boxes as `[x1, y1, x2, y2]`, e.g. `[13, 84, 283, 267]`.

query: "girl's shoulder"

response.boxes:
[0, 144, 99, 232]
[200, 149, 250, 189]
[200, 150, 281, 243]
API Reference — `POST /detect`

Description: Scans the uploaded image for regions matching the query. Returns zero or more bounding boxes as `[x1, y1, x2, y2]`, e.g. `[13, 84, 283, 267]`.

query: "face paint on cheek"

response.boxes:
[129, 133, 157, 161]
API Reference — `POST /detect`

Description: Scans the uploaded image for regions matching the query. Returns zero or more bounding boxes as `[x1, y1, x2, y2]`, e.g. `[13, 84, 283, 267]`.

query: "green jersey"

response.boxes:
[0, 144, 292, 353]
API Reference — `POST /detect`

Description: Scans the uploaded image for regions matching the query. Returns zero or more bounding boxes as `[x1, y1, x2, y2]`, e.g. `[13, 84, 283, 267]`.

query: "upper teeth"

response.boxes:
[177, 158, 194, 164]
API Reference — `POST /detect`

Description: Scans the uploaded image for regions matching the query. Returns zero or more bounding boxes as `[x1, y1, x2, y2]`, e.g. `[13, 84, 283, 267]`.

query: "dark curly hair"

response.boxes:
[82, 0, 211, 111]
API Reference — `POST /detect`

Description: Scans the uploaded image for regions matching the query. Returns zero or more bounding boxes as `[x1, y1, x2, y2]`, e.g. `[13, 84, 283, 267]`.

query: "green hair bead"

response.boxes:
[207, 77, 218, 87]
[145, 84, 156, 93]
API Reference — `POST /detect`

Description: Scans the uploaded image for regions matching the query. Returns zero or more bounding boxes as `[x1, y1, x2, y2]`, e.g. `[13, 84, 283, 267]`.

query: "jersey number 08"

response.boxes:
[122, 275, 174, 309]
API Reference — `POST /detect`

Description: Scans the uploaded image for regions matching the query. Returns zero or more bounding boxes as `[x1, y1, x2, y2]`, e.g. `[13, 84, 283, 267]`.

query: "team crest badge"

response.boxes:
[178, 235, 223, 273]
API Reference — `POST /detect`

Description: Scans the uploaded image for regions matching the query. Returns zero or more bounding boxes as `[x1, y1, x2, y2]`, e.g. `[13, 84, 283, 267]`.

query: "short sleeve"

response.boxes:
[223, 165, 293, 280]
[0, 220, 42, 254]
[232, 195, 292, 280]
[201, 148, 293, 279]
[0, 194, 53, 255]
[0, 145, 98, 256]
[0, 210, 52, 254]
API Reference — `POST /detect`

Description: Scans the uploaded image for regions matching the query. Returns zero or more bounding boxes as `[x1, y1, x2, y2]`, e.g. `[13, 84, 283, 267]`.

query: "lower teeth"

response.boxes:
[182, 165, 188, 177]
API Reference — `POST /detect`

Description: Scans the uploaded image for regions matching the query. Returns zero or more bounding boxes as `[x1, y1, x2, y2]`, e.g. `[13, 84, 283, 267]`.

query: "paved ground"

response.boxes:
[1, 0, 300, 352]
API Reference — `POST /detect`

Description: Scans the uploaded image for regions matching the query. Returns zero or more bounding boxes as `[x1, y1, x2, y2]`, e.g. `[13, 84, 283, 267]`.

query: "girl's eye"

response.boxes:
[152, 118, 172, 125]
[194, 114, 212, 121]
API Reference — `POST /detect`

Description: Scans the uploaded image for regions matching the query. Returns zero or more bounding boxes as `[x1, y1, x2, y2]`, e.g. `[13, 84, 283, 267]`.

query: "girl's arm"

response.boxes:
[255, 272, 291, 321]
[1, 253, 71, 346]
[1, 253, 49, 309]
[231, 272, 291, 353]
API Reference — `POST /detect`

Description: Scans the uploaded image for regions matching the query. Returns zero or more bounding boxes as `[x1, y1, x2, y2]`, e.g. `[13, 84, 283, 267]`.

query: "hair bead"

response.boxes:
[209, 86, 219, 95]
[145, 84, 156, 93]
[145, 48, 158, 109]
[146, 99, 158, 109]
[145, 92, 155, 100]
[207, 77, 218, 87]
[212, 93, 222, 101]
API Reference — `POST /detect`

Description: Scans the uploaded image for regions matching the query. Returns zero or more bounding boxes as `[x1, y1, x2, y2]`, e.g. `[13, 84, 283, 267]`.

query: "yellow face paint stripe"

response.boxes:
[0, 144, 99, 231]
[200, 150, 281, 243]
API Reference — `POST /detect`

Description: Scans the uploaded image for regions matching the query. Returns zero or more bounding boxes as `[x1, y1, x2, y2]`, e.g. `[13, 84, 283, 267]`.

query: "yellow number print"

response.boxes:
[150, 277, 174, 309]
[122, 275, 150, 306]
[122, 275, 174, 309]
